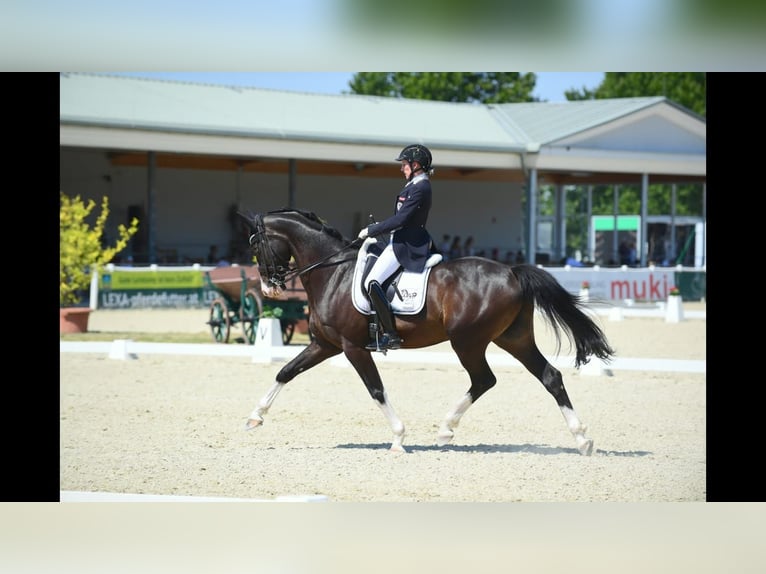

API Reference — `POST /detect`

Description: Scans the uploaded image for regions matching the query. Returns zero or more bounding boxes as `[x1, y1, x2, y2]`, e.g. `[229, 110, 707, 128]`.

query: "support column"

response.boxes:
[640, 173, 649, 267]
[526, 168, 538, 265]
[147, 151, 156, 264]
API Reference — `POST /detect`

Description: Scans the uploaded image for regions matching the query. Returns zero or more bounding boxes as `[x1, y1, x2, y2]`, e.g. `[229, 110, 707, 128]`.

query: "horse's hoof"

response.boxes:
[578, 439, 594, 456]
[389, 444, 407, 454]
[435, 433, 454, 447]
[244, 418, 263, 431]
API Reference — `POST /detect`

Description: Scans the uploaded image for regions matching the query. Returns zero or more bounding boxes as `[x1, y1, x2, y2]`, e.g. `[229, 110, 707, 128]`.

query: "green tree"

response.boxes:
[348, 72, 538, 103]
[565, 72, 706, 117]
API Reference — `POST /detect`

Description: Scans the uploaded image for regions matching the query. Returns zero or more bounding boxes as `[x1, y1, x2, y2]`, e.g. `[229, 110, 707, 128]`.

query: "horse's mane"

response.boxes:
[267, 208, 348, 243]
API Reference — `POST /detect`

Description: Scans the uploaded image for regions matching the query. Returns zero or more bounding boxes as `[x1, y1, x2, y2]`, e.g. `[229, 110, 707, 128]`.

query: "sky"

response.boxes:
[108, 72, 605, 102]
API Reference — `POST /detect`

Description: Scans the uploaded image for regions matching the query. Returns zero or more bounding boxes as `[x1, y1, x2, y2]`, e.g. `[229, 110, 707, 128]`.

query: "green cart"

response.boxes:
[204, 266, 309, 345]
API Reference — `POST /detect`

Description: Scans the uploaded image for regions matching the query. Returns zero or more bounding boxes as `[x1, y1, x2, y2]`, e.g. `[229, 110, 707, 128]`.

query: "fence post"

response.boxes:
[89, 268, 99, 310]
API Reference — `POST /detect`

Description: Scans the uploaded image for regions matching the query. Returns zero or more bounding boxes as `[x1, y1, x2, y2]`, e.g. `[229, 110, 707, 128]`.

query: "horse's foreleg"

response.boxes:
[376, 390, 406, 453]
[245, 381, 284, 430]
[345, 345, 406, 453]
[245, 341, 339, 431]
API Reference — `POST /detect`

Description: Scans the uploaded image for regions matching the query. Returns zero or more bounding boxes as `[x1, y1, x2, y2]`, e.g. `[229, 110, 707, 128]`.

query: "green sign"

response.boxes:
[100, 270, 205, 290]
[592, 215, 640, 231]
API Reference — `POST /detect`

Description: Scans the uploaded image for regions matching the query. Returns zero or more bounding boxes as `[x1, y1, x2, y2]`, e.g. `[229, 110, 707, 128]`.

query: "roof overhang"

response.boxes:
[530, 146, 706, 177]
[60, 124, 527, 170]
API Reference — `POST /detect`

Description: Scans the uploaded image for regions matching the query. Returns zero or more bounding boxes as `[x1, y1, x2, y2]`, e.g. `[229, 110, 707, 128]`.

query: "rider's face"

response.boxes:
[400, 160, 415, 179]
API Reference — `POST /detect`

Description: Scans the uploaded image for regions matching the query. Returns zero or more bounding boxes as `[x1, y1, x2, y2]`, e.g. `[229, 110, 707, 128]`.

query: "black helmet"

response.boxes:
[395, 144, 432, 172]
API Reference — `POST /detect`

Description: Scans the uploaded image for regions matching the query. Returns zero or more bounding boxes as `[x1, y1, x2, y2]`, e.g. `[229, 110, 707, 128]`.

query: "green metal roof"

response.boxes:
[60, 73, 704, 157]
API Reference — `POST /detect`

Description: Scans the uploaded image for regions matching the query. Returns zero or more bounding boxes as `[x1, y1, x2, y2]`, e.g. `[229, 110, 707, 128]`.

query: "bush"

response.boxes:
[60, 192, 139, 306]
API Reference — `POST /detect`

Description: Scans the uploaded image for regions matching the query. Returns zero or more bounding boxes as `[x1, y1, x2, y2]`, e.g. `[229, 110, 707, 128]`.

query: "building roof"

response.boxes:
[59, 72, 706, 178]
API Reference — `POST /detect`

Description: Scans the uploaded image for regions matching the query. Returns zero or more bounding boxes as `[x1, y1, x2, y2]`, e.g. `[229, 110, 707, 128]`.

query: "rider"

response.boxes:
[357, 144, 435, 351]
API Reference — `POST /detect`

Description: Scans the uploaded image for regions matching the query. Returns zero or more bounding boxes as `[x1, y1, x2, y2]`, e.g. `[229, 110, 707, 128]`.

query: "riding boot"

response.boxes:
[365, 280, 402, 351]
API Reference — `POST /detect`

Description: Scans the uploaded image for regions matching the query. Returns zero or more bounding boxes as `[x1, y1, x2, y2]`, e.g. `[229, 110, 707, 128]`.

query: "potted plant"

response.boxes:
[665, 285, 684, 322]
[579, 280, 591, 301]
[60, 191, 139, 333]
[255, 305, 285, 348]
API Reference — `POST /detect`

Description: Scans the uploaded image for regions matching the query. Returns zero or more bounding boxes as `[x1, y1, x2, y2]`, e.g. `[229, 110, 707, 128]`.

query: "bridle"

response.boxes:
[248, 212, 360, 290]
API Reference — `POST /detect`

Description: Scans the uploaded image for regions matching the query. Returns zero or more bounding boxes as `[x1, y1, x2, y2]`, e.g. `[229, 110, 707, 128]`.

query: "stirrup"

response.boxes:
[365, 333, 401, 352]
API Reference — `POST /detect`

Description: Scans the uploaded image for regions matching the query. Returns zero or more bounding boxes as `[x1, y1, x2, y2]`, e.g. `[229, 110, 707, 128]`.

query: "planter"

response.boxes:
[579, 288, 590, 302]
[60, 307, 91, 333]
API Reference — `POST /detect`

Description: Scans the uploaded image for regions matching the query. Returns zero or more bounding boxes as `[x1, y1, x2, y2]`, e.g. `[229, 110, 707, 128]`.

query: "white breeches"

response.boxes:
[363, 242, 400, 291]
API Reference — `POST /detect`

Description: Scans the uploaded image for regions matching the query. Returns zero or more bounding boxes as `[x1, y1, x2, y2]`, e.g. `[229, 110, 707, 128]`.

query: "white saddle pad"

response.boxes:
[352, 240, 441, 316]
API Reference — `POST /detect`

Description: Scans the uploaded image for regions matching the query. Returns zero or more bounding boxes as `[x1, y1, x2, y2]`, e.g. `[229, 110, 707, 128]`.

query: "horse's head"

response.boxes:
[243, 208, 351, 299]
[245, 212, 294, 299]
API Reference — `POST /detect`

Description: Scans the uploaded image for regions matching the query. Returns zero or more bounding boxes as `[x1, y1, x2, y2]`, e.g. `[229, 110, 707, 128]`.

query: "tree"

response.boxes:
[565, 72, 706, 117]
[348, 72, 538, 103]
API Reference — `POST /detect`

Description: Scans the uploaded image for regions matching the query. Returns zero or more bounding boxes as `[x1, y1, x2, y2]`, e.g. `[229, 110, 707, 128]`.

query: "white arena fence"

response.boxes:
[86, 263, 706, 310]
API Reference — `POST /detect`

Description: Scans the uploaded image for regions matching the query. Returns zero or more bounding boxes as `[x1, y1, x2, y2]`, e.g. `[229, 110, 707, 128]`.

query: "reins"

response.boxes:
[280, 240, 360, 283]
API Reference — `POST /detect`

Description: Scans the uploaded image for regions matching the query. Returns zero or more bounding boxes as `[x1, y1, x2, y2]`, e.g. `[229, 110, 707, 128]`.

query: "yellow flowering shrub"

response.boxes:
[60, 192, 139, 306]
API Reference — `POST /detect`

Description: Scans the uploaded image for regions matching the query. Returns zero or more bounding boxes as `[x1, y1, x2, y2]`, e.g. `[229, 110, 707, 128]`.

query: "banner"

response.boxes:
[98, 268, 216, 309]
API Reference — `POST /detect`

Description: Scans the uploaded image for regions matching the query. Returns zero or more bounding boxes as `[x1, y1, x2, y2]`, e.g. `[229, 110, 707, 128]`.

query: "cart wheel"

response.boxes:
[240, 288, 263, 345]
[280, 320, 295, 345]
[208, 298, 231, 343]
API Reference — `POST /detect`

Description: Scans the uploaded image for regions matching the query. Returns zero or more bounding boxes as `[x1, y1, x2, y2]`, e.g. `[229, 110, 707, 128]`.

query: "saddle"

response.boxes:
[352, 237, 442, 315]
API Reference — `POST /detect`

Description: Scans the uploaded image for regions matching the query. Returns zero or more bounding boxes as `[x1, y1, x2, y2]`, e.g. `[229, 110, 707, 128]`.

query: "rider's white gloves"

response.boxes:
[357, 227, 369, 240]
[362, 237, 377, 250]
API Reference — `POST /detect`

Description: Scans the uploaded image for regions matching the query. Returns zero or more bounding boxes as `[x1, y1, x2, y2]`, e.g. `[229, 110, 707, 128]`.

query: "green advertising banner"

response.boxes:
[100, 270, 205, 290]
[98, 269, 216, 309]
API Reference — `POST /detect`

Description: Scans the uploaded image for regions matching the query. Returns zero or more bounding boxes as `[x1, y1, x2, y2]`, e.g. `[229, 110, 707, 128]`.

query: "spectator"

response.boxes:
[207, 245, 219, 264]
[449, 236, 463, 259]
[618, 240, 632, 265]
[439, 234, 451, 259]
[207, 244, 231, 267]
[463, 236, 475, 257]
[515, 249, 525, 264]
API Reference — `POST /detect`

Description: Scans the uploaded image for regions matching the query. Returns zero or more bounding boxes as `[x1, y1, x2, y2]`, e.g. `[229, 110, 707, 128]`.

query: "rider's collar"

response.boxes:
[406, 172, 429, 186]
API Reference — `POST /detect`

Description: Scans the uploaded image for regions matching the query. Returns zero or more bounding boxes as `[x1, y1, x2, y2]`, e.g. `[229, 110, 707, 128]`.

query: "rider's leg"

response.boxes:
[363, 244, 402, 350]
[366, 280, 401, 350]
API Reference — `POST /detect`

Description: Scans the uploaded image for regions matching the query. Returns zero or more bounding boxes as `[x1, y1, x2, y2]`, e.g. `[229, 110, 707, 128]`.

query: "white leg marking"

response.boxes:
[245, 381, 285, 430]
[437, 392, 473, 446]
[560, 405, 593, 456]
[376, 390, 406, 453]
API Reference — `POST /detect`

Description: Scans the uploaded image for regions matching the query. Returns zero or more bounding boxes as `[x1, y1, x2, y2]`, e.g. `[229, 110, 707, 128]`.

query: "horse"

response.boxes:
[243, 208, 615, 455]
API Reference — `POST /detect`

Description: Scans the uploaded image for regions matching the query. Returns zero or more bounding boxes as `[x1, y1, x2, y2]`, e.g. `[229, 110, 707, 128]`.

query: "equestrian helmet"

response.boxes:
[396, 144, 432, 172]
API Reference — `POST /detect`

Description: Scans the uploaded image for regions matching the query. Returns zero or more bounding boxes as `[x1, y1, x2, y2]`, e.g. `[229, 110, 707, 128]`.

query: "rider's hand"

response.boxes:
[357, 227, 369, 240]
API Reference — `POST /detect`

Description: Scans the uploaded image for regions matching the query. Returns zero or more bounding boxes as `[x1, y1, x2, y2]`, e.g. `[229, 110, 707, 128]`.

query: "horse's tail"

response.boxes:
[512, 264, 615, 368]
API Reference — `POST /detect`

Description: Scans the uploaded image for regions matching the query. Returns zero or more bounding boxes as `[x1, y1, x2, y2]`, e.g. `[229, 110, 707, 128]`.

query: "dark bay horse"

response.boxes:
[243, 208, 614, 455]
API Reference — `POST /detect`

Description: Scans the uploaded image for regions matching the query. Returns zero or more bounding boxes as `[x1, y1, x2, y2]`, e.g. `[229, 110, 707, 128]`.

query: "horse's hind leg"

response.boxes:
[497, 338, 594, 456]
[437, 345, 497, 446]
